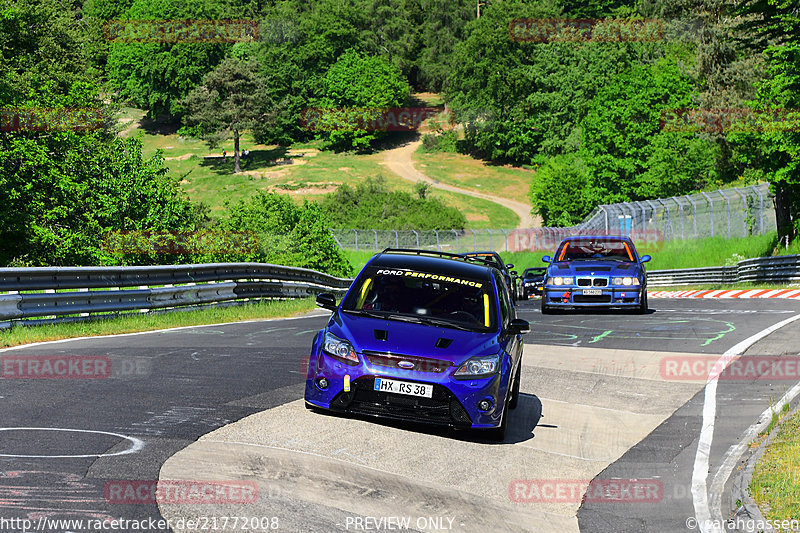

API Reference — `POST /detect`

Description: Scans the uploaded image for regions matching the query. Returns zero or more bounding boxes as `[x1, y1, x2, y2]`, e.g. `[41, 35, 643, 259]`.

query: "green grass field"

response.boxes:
[116, 105, 523, 227]
[750, 407, 800, 522]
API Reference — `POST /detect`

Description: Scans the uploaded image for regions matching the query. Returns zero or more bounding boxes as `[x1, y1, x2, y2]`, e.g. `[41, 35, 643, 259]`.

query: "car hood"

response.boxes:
[549, 261, 643, 276]
[331, 311, 500, 365]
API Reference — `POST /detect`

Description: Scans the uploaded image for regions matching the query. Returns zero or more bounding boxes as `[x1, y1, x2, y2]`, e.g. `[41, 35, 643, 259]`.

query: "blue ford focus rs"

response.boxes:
[304, 249, 530, 440]
[540, 235, 651, 314]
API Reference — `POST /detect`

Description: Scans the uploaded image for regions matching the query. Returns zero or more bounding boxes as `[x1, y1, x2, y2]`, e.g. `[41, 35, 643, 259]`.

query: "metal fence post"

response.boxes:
[472, 229, 477, 252]
[372, 229, 378, 252]
[733, 188, 748, 236]
[501, 229, 508, 251]
[433, 229, 440, 251]
[672, 197, 684, 239]
[354, 229, 358, 251]
[487, 229, 493, 251]
[701, 192, 714, 237]
[687, 194, 697, 238]
[393, 230, 399, 248]
[601, 206, 609, 234]
[452, 229, 459, 253]
[754, 185, 764, 234]
[412, 230, 419, 248]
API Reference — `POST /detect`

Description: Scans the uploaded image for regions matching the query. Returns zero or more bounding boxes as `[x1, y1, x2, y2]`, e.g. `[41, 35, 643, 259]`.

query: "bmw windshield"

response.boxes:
[553, 239, 636, 262]
[341, 267, 497, 332]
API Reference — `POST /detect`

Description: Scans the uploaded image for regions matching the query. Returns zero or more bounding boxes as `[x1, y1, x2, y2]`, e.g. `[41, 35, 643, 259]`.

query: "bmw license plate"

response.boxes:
[582, 289, 602, 295]
[374, 378, 433, 398]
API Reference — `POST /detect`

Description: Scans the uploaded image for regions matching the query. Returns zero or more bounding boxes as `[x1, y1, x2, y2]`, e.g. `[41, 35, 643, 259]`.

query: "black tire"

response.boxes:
[508, 365, 521, 409]
[636, 289, 648, 314]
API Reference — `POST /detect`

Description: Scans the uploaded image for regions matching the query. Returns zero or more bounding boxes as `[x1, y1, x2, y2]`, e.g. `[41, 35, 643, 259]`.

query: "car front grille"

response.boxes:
[577, 278, 608, 287]
[330, 377, 472, 427]
[363, 351, 451, 373]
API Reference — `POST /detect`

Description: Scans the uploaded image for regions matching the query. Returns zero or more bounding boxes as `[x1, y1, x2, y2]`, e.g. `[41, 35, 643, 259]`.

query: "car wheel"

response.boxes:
[508, 365, 521, 409]
[636, 290, 648, 314]
[541, 297, 553, 314]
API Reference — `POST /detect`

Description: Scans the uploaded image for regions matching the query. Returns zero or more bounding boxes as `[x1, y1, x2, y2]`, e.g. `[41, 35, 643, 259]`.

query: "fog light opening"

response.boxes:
[477, 398, 494, 412]
[316, 377, 329, 390]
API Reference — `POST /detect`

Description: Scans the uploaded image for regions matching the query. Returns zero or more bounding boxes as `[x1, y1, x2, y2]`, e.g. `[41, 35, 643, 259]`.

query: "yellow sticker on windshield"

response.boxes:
[355, 277, 373, 308]
[483, 293, 490, 327]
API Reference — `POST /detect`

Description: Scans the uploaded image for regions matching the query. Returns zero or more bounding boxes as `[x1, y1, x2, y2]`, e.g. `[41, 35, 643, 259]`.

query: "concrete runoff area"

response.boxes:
[159, 344, 709, 532]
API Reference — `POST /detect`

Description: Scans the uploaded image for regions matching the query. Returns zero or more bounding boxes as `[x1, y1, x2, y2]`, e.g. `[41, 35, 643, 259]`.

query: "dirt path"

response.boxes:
[380, 139, 538, 229]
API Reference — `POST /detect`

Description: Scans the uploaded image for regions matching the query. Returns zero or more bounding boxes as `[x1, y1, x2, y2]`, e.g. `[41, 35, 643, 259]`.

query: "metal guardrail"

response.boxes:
[0, 263, 353, 327]
[647, 255, 800, 287]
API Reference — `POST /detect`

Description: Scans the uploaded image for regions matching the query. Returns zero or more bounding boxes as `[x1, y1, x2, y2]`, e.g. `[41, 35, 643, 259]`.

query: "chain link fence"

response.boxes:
[330, 183, 775, 253]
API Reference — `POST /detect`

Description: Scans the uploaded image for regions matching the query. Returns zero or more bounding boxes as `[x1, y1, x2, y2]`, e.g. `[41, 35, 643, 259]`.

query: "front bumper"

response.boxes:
[304, 351, 507, 429]
[542, 287, 643, 307]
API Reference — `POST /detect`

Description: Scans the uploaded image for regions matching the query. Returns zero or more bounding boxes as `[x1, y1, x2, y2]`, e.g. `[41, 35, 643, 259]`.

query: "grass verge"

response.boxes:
[750, 406, 800, 521]
[0, 298, 316, 348]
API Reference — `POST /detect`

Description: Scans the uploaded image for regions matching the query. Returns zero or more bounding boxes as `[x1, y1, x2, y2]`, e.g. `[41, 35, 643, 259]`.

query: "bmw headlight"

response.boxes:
[454, 353, 500, 379]
[612, 277, 640, 286]
[549, 277, 573, 286]
[323, 332, 359, 365]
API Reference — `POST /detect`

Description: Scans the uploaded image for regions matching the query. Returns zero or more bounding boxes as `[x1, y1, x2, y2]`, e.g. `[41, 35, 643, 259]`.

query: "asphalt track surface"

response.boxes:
[0, 298, 798, 532]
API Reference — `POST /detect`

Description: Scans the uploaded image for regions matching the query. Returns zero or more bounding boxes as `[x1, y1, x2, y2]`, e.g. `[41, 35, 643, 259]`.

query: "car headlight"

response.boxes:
[549, 277, 573, 286]
[454, 353, 500, 379]
[323, 332, 359, 365]
[612, 277, 640, 286]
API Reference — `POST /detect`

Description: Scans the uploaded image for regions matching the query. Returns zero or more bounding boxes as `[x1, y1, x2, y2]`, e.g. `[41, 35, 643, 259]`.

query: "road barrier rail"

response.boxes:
[647, 255, 800, 287]
[0, 263, 352, 326]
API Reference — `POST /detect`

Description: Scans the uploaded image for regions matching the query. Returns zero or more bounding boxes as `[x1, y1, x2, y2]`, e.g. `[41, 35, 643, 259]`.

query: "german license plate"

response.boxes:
[582, 289, 602, 295]
[374, 378, 433, 398]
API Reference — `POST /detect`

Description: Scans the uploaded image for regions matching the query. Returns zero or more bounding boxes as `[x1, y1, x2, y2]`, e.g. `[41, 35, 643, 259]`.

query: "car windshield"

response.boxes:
[554, 239, 635, 262]
[523, 268, 546, 278]
[341, 268, 497, 332]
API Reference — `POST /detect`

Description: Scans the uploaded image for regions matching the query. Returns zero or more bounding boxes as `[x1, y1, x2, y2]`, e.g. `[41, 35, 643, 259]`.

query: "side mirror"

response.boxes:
[509, 318, 530, 335]
[541, 255, 552, 263]
[640, 255, 651, 263]
[506, 263, 514, 269]
[510, 270, 518, 276]
[315, 292, 337, 311]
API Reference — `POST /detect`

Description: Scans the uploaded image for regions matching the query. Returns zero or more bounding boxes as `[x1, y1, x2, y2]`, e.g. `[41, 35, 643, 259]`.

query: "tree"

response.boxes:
[182, 57, 272, 173]
[730, 0, 800, 244]
[106, 0, 232, 119]
[314, 50, 410, 151]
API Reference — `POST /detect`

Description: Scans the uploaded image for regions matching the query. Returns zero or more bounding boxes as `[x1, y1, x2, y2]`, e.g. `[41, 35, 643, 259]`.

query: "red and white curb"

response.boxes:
[648, 289, 800, 299]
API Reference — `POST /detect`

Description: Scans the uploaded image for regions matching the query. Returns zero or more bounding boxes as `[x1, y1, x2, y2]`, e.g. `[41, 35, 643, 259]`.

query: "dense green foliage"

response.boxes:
[319, 177, 467, 230]
[208, 192, 353, 277]
[4, 0, 800, 276]
[0, 0, 198, 266]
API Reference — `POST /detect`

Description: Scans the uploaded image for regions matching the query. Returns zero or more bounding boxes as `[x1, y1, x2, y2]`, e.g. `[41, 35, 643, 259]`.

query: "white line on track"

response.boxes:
[692, 313, 800, 533]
